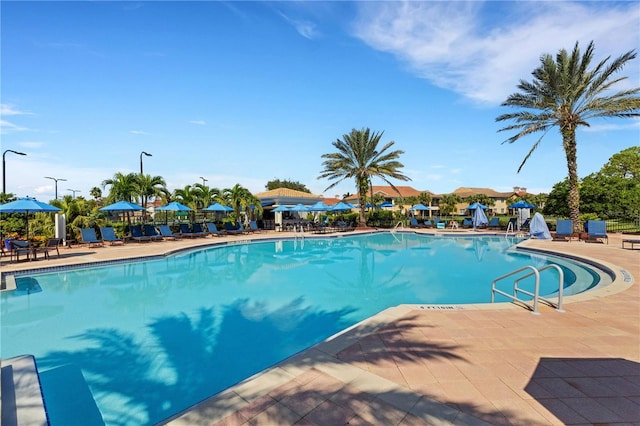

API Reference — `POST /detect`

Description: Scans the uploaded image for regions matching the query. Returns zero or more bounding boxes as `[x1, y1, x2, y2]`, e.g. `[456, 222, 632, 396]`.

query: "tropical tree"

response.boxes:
[497, 41, 640, 231]
[89, 187, 102, 202]
[136, 174, 167, 219]
[173, 185, 197, 209]
[265, 179, 310, 193]
[318, 128, 410, 227]
[192, 183, 222, 209]
[102, 172, 139, 204]
[222, 184, 262, 222]
[439, 194, 462, 217]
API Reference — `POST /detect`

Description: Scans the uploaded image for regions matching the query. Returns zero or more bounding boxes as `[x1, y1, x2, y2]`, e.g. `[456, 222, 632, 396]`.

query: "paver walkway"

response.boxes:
[2, 229, 639, 425]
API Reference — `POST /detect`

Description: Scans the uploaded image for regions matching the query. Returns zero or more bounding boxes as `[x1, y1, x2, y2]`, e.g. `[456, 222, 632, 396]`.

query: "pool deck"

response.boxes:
[1, 229, 639, 425]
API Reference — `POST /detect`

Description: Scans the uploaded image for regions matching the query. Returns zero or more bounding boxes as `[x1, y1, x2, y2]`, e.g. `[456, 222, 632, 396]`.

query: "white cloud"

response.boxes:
[352, 1, 640, 105]
[278, 11, 319, 40]
[0, 119, 29, 134]
[189, 120, 207, 126]
[1, 104, 34, 116]
[130, 130, 151, 135]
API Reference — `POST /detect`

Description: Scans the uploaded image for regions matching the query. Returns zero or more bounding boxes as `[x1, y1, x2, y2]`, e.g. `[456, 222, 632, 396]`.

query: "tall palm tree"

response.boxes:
[192, 183, 222, 209]
[135, 174, 167, 219]
[497, 41, 640, 229]
[222, 184, 262, 222]
[102, 172, 138, 204]
[319, 128, 410, 227]
[173, 185, 197, 209]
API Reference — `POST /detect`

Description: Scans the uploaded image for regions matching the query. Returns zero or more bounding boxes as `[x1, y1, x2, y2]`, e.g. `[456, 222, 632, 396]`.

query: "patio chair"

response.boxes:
[100, 227, 125, 245]
[130, 224, 153, 242]
[191, 223, 210, 237]
[249, 220, 262, 233]
[552, 220, 573, 242]
[9, 239, 33, 262]
[521, 218, 531, 231]
[409, 217, 423, 228]
[223, 222, 244, 235]
[506, 217, 518, 232]
[488, 217, 501, 229]
[179, 223, 202, 238]
[80, 228, 104, 247]
[423, 220, 433, 228]
[205, 222, 224, 237]
[462, 218, 473, 228]
[586, 220, 608, 244]
[35, 238, 62, 259]
[158, 225, 182, 240]
[143, 224, 164, 241]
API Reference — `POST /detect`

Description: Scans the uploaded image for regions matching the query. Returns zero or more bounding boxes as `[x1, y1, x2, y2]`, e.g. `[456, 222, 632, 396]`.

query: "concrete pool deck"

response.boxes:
[1, 229, 639, 425]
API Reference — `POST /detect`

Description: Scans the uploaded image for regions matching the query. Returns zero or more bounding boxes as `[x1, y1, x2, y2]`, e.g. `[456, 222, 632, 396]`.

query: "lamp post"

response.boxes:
[199, 176, 208, 186]
[67, 189, 81, 199]
[140, 151, 152, 175]
[44, 176, 67, 200]
[2, 149, 27, 194]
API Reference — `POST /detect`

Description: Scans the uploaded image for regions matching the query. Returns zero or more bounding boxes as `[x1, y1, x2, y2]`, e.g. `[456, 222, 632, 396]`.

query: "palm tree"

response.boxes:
[135, 174, 167, 220]
[222, 184, 262, 222]
[192, 183, 222, 210]
[102, 172, 139, 204]
[173, 185, 197, 209]
[497, 41, 640, 230]
[319, 128, 410, 227]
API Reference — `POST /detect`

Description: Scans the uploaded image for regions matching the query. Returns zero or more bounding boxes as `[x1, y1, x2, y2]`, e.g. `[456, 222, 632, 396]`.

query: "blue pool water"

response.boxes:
[1, 233, 601, 425]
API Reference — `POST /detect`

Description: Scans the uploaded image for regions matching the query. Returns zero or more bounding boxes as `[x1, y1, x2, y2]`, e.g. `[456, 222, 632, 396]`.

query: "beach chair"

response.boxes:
[487, 217, 501, 229]
[80, 228, 104, 247]
[249, 220, 262, 233]
[35, 238, 62, 259]
[506, 217, 518, 232]
[223, 222, 244, 235]
[100, 227, 125, 245]
[158, 224, 181, 240]
[191, 223, 210, 237]
[521, 218, 531, 231]
[205, 222, 224, 237]
[423, 220, 433, 228]
[179, 223, 201, 238]
[130, 224, 153, 242]
[409, 217, 423, 228]
[143, 224, 164, 241]
[586, 220, 608, 244]
[552, 220, 573, 242]
[462, 218, 473, 228]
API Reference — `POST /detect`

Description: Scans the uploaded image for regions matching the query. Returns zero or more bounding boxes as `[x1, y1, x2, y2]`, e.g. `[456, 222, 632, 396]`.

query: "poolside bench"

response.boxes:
[622, 239, 640, 250]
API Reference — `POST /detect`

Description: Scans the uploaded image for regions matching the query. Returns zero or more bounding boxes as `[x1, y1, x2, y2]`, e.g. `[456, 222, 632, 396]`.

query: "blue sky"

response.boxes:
[2, 1, 639, 202]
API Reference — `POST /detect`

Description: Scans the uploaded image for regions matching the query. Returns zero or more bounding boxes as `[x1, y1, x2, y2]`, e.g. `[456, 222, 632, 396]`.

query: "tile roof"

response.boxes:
[253, 188, 322, 199]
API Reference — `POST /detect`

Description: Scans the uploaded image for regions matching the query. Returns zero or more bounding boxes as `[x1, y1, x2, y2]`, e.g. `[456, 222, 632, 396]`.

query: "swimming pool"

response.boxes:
[1, 233, 604, 425]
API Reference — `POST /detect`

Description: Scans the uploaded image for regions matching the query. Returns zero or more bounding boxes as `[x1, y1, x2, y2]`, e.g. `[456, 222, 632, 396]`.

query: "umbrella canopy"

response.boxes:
[378, 201, 393, 208]
[289, 203, 310, 212]
[411, 203, 430, 211]
[330, 201, 355, 211]
[467, 202, 488, 210]
[0, 197, 61, 213]
[308, 201, 330, 212]
[203, 202, 233, 212]
[509, 200, 537, 209]
[529, 212, 551, 239]
[156, 201, 193, 211]
[272, 205, 290, 212]
[0, 197, 62, 239]
[472, 204, 489, 229]
[99, 200, 145, 212]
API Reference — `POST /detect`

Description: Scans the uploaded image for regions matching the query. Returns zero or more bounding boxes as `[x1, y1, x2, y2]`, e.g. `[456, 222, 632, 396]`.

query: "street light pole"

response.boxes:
[3, 149, 27, 194]
[67, 189, 81, 199]
[44, 176, 67, 200]
[200, 176, 208, 186]
[140, 151, 152, 175]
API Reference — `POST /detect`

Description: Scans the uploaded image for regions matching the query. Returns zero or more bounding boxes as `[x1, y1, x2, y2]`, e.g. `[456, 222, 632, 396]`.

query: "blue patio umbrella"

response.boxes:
[99, 200, 145, 212]
[272, 205, 290, 212]
[472, 203, 489, 229]
[330, 201, 355, 211]
[156, 201, 192, 212]
[467, 202, 488, 210]
[509, 200, 537, 209]
[378, 201, 393, 208]
[0, 197, 62, 238]
[204, 202, 233, 212]
[289, 203, 310, 212]
[411, 203, 430, 211]
[308, 201, 330, 212]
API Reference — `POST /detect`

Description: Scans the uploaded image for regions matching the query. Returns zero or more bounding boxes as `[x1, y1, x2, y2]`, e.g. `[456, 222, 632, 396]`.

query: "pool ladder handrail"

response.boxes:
[491, 264, 565, 315]
[391, 221, 404, 233]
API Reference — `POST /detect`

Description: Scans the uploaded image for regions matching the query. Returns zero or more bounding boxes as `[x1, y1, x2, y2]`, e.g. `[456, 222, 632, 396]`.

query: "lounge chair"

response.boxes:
[158, 224, 181, 240]
[506, 217, 518, 231]
[130, 224, 153, 242]
[100, 227, 125, 245]
[179, 223, 201, 238]
[409, 217, 423, 228]
[205, 222, 224, 237]
[80, 228, 104, 247]
[488, 217, 501, 229]
[35, 238, 62, 259]
[223, 222, 244, 235]
[249, 220, 262, 233]
[552, 220, 573, 242]
[9, 239, 33, 262]
[423, 220, 433, 228]
[462, 218, 473, 228]
[143, 224, 164, 241]
[521, 218, 531, 231]
[586, 220, 608, 244]
[191, 223, 210, 237]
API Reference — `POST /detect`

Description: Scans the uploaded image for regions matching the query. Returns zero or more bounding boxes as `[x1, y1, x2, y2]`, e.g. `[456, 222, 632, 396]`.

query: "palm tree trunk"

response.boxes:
[357, 177, 369, 227]
[562, 129, 581, 232]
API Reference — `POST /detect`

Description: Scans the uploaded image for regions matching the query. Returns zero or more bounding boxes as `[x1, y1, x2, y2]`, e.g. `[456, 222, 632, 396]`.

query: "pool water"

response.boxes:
[0, 233, 601, 425]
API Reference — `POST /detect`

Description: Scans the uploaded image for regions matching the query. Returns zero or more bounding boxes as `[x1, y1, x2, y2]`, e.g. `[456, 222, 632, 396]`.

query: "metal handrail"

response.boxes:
[491, 264, 565, 314]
